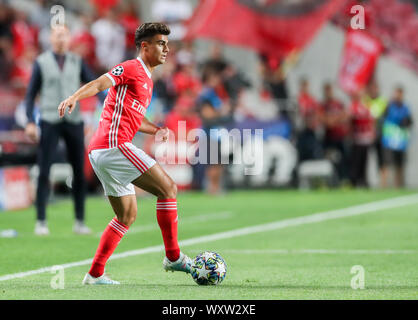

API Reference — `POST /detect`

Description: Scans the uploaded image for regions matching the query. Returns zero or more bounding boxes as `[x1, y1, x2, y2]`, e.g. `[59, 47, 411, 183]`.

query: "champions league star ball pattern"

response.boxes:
[191, 251, 227, 285]
[111, 65, 124, 76]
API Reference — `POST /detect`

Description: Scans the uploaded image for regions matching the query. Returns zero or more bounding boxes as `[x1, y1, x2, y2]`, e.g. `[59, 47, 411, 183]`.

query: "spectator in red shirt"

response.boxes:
[172, 63, 201, 98]
[321, 83, 349, 184]
[119, 1, 141, 57]
[296, 78, 323, 162]
[10, 45, 38, 91]
[71, 13, 98, 72]
[11, 10, 37, 60]
[348, 91, 375, 187]
[164, 94, 201, 137]
[298, 78, 320, 119]
[90, 0, 120, 17]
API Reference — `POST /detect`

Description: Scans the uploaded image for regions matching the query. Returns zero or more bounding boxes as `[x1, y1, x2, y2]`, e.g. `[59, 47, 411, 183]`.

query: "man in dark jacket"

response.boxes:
[25, 25, 105, 235]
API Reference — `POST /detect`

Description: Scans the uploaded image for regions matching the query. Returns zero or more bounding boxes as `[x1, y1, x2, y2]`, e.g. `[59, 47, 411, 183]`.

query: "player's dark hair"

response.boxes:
[135, 22, 170, 49]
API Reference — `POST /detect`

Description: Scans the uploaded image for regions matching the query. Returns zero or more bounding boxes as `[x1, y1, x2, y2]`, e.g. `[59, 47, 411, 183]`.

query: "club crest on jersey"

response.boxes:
[111, 65, 124, 76]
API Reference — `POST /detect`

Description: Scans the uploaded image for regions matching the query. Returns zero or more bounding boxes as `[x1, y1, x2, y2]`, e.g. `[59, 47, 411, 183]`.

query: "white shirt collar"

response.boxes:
[137, 57, 152, 79]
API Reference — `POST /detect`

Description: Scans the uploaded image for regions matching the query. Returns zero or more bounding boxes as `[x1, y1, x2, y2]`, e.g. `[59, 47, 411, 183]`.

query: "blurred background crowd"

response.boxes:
[0, 0, 417, 209]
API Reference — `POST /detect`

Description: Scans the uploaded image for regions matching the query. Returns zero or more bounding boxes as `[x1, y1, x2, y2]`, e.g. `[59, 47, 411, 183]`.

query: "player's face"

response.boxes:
[145, 34, 169, 66]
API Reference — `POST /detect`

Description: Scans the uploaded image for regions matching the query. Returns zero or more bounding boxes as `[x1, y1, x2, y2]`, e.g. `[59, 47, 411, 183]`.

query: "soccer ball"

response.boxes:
[190, 251, 227, 285]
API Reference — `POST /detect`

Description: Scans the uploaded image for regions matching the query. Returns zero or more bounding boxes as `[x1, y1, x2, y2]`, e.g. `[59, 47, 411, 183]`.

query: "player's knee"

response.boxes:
[127, 214, 137, 226]
[118, 209, 137, 227]
[119, 214, 136, 227]
[170, 181, 178, 198]
[161, 180, 177, 199]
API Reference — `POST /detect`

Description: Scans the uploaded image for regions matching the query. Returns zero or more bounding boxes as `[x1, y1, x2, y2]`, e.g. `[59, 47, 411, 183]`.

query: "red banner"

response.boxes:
[338, 30, 382, 93]
[185, 0, 344, 58]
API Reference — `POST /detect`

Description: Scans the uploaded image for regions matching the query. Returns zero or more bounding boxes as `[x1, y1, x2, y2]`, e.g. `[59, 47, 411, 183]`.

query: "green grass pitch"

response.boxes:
[0, 189, 417, 300]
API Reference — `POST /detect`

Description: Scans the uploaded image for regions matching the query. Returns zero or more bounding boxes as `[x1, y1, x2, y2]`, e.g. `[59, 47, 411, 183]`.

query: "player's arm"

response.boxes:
[58, 74, 113, 118]
[138, 117, 169, 142]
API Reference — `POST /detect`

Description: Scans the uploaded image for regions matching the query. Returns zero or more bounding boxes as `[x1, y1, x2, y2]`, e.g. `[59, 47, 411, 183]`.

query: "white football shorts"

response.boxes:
[88, 142, 156, 197]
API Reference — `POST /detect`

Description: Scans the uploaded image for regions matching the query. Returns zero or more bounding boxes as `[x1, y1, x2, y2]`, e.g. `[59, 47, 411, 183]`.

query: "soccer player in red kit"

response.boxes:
[58, 23, 191, 285]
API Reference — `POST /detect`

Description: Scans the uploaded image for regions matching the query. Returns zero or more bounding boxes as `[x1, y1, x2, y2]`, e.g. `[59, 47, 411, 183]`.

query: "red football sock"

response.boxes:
[89, 217, 129, 278]
[156, 198, 180, 262]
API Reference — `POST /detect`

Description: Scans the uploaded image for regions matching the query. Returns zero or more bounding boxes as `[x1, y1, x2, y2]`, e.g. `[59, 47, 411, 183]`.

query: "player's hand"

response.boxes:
[156, 127, 169, 142]
[25, 122, 38, 143]
[58, 96, 77, 118]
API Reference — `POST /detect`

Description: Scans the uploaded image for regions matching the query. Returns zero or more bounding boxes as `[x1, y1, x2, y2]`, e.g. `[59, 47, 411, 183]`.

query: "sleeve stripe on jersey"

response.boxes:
[113, 85, 128, 147]
[108, 86, 121, 148]
[109, 85, 127, 148]
[105, 73, 116, 86]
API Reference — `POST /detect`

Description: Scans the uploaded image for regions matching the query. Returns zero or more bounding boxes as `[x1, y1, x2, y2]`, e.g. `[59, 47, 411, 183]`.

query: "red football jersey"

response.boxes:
[349, 101, 375, 145]
[88, 57, 153, 153]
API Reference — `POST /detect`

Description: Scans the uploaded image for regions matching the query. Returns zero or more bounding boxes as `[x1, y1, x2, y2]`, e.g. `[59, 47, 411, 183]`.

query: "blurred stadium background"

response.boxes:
[1, 0, 418, 212]
[0, 0, 418, 300]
